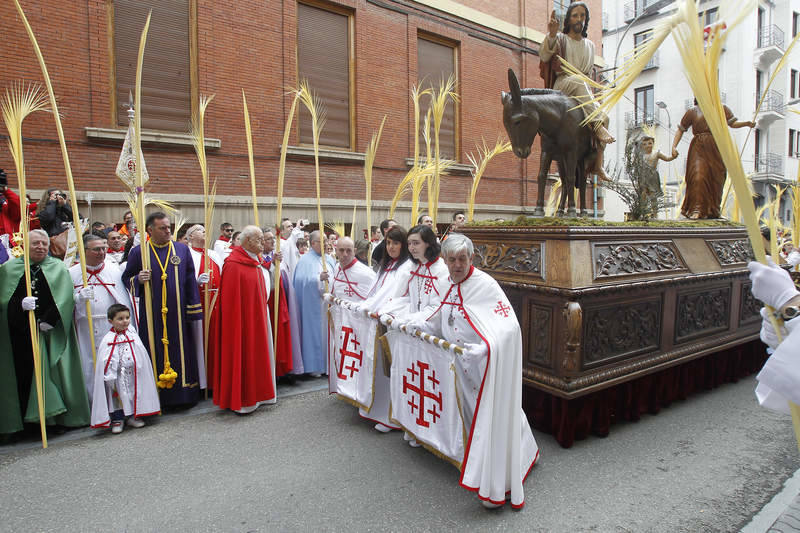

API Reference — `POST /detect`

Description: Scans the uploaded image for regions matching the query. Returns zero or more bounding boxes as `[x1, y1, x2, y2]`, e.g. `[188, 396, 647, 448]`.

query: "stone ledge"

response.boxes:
[403, 157, 472, 175]
[85, 127, 221, 149]
[284, 145, 365, 163]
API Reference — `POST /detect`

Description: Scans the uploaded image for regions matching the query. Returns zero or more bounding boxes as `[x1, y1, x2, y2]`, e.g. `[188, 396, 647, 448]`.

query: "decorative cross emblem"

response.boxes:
[494, 301, 511, 317]
[423, 278, 434, 295]
[127, 160, 136, 171]
[343, 285, 355, 297]
[402, 361, 443, 428]
[337, 326, 363, 379]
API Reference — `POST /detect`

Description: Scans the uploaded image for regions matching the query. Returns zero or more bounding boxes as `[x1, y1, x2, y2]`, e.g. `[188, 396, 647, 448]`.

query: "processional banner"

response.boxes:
[386, 329, 466, 467]
[328, 302, 378, 411]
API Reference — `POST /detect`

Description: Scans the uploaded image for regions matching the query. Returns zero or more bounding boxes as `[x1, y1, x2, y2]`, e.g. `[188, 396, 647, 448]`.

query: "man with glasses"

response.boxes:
[213, 222, 235, 261]
[70, 233, 134, 402]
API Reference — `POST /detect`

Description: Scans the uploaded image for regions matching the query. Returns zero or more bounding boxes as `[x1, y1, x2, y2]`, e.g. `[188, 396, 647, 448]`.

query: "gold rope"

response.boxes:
[149, 240, 178, 388]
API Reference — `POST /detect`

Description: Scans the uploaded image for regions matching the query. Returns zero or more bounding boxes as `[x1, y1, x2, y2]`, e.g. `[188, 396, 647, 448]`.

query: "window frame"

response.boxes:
[416, 31, 460, 162]
[295, 0, 356, 151]
[634, 85, 654, 126]
[106, 0, 199, 131]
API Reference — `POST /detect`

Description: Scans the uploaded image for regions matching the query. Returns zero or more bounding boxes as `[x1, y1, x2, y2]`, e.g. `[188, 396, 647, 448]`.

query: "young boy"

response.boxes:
[91, 303, 160, 433]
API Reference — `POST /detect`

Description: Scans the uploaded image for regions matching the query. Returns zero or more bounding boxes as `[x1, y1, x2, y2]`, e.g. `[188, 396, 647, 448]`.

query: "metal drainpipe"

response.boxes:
[593, 175, 598, 218]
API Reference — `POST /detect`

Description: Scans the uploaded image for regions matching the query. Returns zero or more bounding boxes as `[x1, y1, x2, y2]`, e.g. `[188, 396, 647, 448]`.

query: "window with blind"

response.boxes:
[417, 37, 458, 160]
[113, 0, 193, 132]
[297, 2, 352, 149]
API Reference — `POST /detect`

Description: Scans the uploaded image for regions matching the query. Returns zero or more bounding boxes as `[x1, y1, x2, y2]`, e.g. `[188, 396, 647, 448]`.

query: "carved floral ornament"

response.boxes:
[472, 243, 543, 277]
[706, 239, 754, 266]
[592, 241, 687, 279]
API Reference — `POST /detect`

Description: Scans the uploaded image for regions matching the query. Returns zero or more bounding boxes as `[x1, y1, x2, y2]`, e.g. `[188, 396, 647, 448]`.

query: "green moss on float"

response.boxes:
[468, 216, 743, 228]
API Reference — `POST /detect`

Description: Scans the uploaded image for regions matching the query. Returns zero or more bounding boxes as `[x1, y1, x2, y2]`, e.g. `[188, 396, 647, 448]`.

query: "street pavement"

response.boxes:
[1, 376, 799, 532]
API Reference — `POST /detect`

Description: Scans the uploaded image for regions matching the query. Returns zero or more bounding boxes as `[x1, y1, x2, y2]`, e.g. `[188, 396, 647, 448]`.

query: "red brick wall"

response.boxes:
[0, 0, 603, 219]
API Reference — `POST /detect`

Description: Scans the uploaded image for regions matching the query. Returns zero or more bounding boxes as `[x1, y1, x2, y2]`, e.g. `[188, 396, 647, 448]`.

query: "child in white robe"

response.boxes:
[91, 303, 160, 434]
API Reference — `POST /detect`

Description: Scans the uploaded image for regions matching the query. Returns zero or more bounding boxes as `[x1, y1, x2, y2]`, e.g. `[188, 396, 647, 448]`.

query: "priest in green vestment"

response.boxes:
[0, 229, 90, 434]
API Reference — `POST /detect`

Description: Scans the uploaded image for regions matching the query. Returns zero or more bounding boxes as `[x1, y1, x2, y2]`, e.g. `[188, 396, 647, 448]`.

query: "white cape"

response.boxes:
[756, 317, 800, 414]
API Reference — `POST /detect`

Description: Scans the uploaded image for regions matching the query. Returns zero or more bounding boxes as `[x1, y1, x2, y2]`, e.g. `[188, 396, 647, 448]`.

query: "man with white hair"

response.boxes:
[208, 226, 275, 413]
[418, 233, 539, 509]
[70, 233, 135, 401]
[293, 230, 335, 376]
[0, 229, 90, 434]
[185, 224, 222, 334]
[261, 229, 300, 380]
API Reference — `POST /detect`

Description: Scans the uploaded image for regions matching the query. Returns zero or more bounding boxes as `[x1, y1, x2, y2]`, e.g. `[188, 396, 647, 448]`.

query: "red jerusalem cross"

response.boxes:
[337, 326, 363, 380]
[402, 361, 443, 428]
[127, 160, 136, 171]
[494, 301, 511, 317]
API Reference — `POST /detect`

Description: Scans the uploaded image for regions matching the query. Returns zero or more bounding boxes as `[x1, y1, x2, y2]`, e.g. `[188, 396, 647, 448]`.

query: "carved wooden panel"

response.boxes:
[592, 241, 687, 279]
[527, 303, 552, 368]
[473, 242, 544, 280]
[675, 286, 731, 343]
[582, 299, 661, 369]
[706, 239, 754, 267]
[739, 282, 761, 327]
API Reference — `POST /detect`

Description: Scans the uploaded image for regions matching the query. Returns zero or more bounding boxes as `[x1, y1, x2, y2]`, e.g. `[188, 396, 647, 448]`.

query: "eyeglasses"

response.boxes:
[223, 228, 233, 233]
[88, 246, 108, 252]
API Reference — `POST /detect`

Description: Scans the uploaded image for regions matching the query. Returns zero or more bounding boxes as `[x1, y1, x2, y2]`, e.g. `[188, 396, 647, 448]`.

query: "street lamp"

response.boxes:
[656, 100, 670, 130]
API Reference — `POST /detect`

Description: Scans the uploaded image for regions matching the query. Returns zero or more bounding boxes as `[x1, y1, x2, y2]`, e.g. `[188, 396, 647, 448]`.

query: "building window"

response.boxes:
[297, 2, 353, 149]
[754, 128, 761, 172]
[634, 29, 653, 48]
[417, 35, 458, 160]
[794, 12, 799, 37]
[790, 129, 800, 157]
[634, 85, 654, 126]
[793, 70, 800, 99]
[111, 0, 195, 131]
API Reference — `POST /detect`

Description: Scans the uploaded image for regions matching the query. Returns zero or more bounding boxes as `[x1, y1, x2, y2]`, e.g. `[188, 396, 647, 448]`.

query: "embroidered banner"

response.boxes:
[329, 303, 378, 411]
[386, 329, 465, 467]
[63, 218, 89, 266]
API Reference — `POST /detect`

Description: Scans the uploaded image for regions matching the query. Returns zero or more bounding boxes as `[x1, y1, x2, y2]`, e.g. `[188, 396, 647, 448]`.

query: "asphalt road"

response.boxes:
[1, 376, 798, 532]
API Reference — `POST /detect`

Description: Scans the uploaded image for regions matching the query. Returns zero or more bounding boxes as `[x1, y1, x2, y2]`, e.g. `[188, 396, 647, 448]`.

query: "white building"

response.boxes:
[601, 0, 799, 223]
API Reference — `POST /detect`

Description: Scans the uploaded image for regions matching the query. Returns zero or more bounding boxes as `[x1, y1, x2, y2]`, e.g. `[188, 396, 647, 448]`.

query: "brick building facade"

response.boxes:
[1, 0, 603, 231]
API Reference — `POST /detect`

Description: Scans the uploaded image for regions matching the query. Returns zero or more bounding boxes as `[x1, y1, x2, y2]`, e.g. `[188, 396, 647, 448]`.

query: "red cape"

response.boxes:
[209, 246, 275, 410]
[267, 263, 293, 376]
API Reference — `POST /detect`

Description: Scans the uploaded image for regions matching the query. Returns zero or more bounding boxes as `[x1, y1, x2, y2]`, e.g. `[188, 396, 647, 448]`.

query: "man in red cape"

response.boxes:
[209, 226, 276, 413]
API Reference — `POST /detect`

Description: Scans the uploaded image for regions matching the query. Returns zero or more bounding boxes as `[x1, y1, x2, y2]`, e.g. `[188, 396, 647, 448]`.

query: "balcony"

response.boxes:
[624, 111, 655, 130]
[752, 153, 784, 182]
[756, 89, 785, 126]
[756, 24, 785, 66]
[624, 49, 660, 70]
[684, 92, 726, 110]
[623, 0, 671, 22]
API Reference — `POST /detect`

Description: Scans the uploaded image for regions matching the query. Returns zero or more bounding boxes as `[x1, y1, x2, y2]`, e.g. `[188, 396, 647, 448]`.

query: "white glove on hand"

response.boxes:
[759, 307, 787, 350]
[197, 272, 210, 285]
[21, 296, 37, 311]
[404, 319, 427, 332]
[38, 322, 54, 332]
[462, 342, 488, 359]
[76, 286, 94, 302]
[379, 313, 394, 327]
[788, 250, 800, 267]
[748, 257, 799, 309]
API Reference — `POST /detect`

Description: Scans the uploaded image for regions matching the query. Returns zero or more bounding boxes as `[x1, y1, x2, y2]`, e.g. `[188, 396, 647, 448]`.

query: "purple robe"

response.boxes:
[122, 240, 203, 407]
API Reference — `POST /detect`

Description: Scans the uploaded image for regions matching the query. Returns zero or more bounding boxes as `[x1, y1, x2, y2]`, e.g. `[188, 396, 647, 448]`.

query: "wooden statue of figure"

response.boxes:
[670, 100, 755, 219]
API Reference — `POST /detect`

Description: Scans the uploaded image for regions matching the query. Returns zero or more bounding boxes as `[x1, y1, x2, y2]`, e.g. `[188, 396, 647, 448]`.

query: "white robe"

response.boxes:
[90, 328, 160, 427]
[70, 262, 135, 403]
[190, 247, 224, 276]
[394, 257, 450, 323]
[329, 258, 376, 302]
[213, 238, 232, 262]
[279, 226, 303, 277]
[425, 266, 539, 508]
[358, 258, 413, 428]
[756, 317, 800, 414]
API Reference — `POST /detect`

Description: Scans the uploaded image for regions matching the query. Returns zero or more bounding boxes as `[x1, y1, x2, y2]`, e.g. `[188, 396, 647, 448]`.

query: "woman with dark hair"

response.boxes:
[396, 225, 449, 328]
[358, 225, 413, 434]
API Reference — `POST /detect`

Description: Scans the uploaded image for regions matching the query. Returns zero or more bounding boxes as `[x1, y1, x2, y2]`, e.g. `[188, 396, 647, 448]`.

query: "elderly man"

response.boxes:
[419, 233, 539, 509]
[321, 236, 376, 302]
[70, 233, 135, 401]
[209, 226, 275, 413]
[0, 229, 90, 435]
[293, 230, 335, 376]
[261, 229, 299, 380]
[185, 224, 221, 318]
[122, 212, 205, 408]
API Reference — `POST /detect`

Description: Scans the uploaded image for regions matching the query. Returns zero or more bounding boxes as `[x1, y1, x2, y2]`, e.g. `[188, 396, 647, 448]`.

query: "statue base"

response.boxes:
[462, 222, 763, 447]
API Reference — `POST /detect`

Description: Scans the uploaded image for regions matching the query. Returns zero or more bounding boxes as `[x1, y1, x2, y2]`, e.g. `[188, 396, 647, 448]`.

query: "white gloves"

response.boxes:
[788, 250, 800, 267]
[404, 318, 427, 332]
[197, 272, 210, 285]
[21, 296, 37, 311]
[748, 257, 799, 309]
[759, 307, 787, 350]
[75, 286, 94, 302]
[38, 322, 54, 332]
[379, 313, 394, 327]
[462, 342, 488, 359]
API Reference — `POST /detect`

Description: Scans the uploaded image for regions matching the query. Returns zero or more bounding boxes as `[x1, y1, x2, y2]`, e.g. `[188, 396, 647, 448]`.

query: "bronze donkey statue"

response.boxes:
[502, 68, 597, 217]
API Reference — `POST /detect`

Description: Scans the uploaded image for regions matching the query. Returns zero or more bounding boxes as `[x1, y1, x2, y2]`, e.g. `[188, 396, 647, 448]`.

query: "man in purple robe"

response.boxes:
[122, 212, 204, 408]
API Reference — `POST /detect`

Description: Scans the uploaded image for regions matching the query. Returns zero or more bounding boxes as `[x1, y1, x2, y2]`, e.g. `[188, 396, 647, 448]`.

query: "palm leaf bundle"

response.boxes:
[466, 138, 511, 222]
